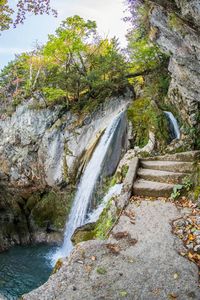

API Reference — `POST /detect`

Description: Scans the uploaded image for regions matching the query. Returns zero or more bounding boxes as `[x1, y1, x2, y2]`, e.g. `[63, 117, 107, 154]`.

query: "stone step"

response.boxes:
[142, 151, 200, 162]
[140, 160, 193, 173]
[133, 179, 174, 198]
[137, 168, 186, 184]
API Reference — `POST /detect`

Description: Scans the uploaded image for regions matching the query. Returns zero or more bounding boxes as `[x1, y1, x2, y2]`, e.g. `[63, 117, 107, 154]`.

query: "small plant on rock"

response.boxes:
[182, 176, 193, 192]
[170, 176, 193, 201]
[170, 184, 183, 201]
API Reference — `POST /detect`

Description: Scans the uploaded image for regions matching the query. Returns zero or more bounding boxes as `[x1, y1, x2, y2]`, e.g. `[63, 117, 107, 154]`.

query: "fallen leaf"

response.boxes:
[130, 220, 135, 224]
[113, 231, 129, 240]
[84, 265, 92, 273]
[106, 243, 121, 254]
[123, 210, 135, 220]
[128, 238, 138, 246]
[168, 293, 177, 299]
[188, 234, 195, 241]
[179, 252, 187, 257]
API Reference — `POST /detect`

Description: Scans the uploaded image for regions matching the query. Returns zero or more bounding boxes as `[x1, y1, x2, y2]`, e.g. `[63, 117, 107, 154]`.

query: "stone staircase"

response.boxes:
[133, 151, 200, 198]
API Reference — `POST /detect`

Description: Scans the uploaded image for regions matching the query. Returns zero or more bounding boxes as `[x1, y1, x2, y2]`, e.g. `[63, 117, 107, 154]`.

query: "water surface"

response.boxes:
[0, 244, 57, 300]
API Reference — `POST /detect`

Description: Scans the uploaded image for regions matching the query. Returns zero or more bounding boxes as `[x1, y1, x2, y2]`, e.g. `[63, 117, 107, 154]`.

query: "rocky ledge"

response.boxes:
[0, 95, 130, 251]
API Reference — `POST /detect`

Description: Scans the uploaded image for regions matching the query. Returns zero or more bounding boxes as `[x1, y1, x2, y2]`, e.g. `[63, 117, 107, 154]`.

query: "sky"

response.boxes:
[0, 0, 129, 70]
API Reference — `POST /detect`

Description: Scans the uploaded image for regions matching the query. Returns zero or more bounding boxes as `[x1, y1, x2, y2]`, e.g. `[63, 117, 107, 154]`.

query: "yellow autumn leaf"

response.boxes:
[188, 234, 195, 241]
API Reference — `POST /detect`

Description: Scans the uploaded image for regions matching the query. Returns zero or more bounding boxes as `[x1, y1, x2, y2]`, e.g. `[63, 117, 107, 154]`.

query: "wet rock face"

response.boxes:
[0, 96, 129, 192]
[0, 187, 30, 251]
[0, 95, 130, 249]
[150, 1, 200, 126]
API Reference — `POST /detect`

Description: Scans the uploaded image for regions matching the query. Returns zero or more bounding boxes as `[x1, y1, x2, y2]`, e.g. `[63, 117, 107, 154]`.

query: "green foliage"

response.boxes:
[128, 33, 165, 74]
[95, 214, 114, 240]
[29, 189, 74, 229]
[0, 0, 13, 31]
[95, 199, 116, 240]
[42, 87, 66, 106]
[182, 176, 193, 192]
[128, 97, 169, 148]
[119, 290, 128, 297]
[125, 1, 171, 152]
[170, 184, 183, 201]
[168, 13, 187, 36]
[128, 98, 151, 147]
[170, 176, 193, 200]
[182, 111, 200, 150]
[96, 267, 107, 275]
[0, 15, 128, 115]
[193, 163, 200, 201]
[194, 186, 200, 201]
[126, 1, 167, 76]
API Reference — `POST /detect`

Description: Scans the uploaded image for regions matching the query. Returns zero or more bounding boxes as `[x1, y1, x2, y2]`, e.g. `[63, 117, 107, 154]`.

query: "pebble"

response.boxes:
[176, 229, 184, 235]
[173, 220, 186, 227]
[186, 243, 194, 249]
[196, 239, 200, 245]
[194, 230, 200, 236]
[194, 245, 200, 254]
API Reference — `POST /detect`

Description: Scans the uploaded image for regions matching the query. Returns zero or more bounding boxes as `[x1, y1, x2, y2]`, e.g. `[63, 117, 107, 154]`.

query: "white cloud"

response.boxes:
[52, 0, 129, 46]
[0, 0, 129, 69]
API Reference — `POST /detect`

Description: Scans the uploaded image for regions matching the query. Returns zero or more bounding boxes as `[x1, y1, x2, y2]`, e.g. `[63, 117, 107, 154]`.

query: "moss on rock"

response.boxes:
[71, 223, 96, 245]
[128, 97, 169, 150]
[30, 188, 74, 230]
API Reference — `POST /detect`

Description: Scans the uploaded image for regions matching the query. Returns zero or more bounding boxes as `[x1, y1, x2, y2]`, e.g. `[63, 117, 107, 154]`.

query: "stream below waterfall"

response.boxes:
[0, 244, 58, 300]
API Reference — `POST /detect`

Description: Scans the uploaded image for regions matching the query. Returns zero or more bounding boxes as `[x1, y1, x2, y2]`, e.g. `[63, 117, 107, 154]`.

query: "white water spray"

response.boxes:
[86, 183, 123, 224]
[51, 112, 125, 263]
[164, 111, 181, 140]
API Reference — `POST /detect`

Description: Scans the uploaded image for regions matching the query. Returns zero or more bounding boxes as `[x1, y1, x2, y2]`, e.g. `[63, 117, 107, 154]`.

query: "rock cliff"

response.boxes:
[149, 0, 200, 131]
[0, 95, 130, 250]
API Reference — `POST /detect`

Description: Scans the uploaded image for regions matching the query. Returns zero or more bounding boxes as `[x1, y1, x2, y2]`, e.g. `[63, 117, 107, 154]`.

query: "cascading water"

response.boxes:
[86, 183, 123, 224]
[52, 111, 126, 263]
[164, 111, 181, 140]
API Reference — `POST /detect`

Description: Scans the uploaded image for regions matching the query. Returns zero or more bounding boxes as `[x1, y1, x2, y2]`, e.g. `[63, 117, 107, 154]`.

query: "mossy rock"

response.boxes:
[71, 222, 96, 245]
[31, 189, 74, 230]
[128, 97, 169, 150]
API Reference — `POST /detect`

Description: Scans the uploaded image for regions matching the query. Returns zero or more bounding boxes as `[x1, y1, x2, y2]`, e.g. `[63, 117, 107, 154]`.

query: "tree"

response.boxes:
[0, 0, 13, 31]
[0, 15, 129, 113]
[124, 0, 166, 78]
[0, 0, 56, 32]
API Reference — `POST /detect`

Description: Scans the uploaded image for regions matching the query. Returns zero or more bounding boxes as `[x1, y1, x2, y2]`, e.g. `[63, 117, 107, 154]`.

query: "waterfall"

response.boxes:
[86, 183, 123, 224]
[52, 111, 126, 263]
[164, 111, 181, 140]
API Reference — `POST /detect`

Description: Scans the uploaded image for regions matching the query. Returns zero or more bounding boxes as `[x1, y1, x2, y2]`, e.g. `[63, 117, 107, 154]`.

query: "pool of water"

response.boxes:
[0, 244, 58, 300]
